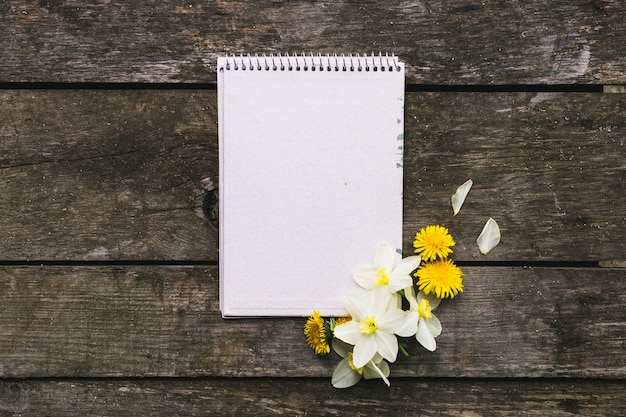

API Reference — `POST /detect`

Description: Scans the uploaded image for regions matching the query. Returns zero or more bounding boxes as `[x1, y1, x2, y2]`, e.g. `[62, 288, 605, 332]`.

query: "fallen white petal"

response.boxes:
[477, 218, 501, 255]
[451, 179, 473, 216]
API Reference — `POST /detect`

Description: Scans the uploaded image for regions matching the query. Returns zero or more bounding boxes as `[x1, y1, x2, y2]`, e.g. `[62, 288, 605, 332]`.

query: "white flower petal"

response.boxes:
[391, 255, 421, 277]
[451, 179, 473, 216]
[477, 217, 501, 255]
[416, 318, 437, 351]
[363, 360, 390, 386]
[373, 241, 397, 271]
[369, 287, 394, 312]
[404, 285, 419, 311]
[417, 290, 441, 310]
[372, 331, 399, 363]
[376, 308, 408, 332]
[394, 310, 418, 337]
[332, 339, 352, 359]
[331, 359, 362, 388]
[386, 274, 414, 293]
[425, 315, 442, 338]
[353, 266, 377, 290]
[371, 352, 384, 363]
[363, 359, 390, 379]
[333, 321, 363, 345]
[344, 293, 368, 321]
[352, 335, 378, 368]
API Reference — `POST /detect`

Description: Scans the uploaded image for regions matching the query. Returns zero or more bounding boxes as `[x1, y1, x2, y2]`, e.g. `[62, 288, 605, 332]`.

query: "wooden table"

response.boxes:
[1, 2, 625, 415]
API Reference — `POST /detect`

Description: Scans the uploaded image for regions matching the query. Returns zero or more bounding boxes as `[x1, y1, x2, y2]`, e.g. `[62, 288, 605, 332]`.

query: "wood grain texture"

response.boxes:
[402, 91, 626, 262]
[0, 90, 218, 261]
[1, 90, 624, 262]
[0, 1, 624, 84]
[0, 378, 624, 416]
[0, 265, 624, 378]
[1, 1, 624, 412]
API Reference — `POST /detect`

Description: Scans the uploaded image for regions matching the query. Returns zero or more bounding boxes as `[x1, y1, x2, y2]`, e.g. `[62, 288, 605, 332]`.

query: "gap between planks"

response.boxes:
[0, 82, 616, 93]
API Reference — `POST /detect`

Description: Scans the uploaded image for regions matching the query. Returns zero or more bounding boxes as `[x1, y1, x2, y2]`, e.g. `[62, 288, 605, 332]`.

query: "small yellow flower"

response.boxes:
[415, 259, 464, 299]
[359, 316, 378, 335]
[304, 310, 331, 355]
[347, 352, 364, 374]
[417, 298, 433, 319]
[333, 315, 352, 328]
[413, 225, 455, 261]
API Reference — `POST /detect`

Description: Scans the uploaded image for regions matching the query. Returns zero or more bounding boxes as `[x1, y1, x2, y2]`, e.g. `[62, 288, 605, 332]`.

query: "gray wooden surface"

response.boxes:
[1, 91, 623, 262]
[0, 1, 625, 415]
[1, 1, 625, 84]
[0, 379, 623, 416]
[0, 266, 624, 379]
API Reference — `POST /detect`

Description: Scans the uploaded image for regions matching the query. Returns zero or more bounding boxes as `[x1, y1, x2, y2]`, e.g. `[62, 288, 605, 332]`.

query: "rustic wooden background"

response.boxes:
[1, 1, 625, 415]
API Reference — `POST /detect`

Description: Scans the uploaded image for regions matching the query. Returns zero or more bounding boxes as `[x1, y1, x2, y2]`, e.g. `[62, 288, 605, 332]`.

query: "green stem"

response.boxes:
[398, 342, 409, 357]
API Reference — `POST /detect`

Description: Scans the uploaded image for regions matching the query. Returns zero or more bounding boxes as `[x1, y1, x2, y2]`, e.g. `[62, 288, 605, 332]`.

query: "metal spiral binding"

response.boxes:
[219, 53, 401, 72]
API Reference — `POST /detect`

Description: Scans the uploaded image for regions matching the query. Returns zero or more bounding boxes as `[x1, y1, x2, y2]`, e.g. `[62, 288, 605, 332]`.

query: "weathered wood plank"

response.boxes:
[0, 90, 218, 260]
[1, 90, 624, 262]
[0, 1, 624, 84]
[0, 265, 624, 378]
[403, 91, 626, 262]
[0, 378, 624, 416]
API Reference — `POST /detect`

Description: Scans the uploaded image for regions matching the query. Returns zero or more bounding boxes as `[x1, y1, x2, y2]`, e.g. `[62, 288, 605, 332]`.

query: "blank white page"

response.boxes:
[218, 54, 405, 317]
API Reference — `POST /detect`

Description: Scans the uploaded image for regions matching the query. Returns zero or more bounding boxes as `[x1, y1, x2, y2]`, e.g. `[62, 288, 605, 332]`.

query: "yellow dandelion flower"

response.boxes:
[413, 225, 455, 261]
[304, 310, 331, 355]
[415, 259, 464, 299]
[333, 315, 352, 328]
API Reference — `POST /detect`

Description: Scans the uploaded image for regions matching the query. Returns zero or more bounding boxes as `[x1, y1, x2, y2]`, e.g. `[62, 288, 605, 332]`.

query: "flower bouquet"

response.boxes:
[304, 180, 500, 387]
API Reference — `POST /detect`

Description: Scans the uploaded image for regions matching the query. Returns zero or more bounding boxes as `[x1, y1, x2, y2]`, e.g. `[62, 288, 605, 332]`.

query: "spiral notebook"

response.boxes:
[218, 53, 405, 317]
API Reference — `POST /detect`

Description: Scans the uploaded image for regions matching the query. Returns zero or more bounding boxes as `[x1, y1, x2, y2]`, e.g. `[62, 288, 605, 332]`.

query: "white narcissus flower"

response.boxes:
[331, 339, 390, 388]
[477, 217, 501, 255]
[333, 287, 418, 369]
[451, 179, 473, 216]
[353, 241, 421, 294]
[405, 286, 442, 352]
